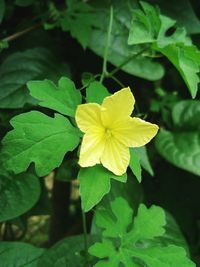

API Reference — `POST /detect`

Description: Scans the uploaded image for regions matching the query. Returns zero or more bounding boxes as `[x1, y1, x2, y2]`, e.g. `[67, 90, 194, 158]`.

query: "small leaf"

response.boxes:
[129, 148, 142, 182]
[0, 173, 40, 222]
[78, 165, 126, 212]
[135, 146, 154, 176]
[28, 77, 81, 117]
[2, 111, 80, 176]
[128, 1, 161, 45]
[86, 81, 110, 104]
[0, 241, 44, 267]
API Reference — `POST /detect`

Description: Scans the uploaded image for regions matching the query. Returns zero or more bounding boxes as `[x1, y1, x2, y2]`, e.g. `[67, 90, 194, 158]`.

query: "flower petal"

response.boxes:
[101, 137, 130, 175]
[101, 87, 135, 127]
[75, 103, 103, 133]
[79, 130, 106, 167]
[113, 117, 159, 147]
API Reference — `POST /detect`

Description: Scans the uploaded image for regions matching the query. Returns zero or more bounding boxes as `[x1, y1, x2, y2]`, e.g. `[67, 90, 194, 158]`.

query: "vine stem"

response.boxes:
[100, 6, 114, 83]
[107, 47, 149, 78]
[82, 210, 88, 256]
[2, 23, 41, 43]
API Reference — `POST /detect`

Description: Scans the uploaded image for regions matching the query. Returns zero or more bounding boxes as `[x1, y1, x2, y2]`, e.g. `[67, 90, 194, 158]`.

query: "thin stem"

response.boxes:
[109, 75, 125, 88]
[100, 6, 114, 83]
[2, 23, 41, 43]
[82, 210, 88, 255]
[108, 47, 149, 77]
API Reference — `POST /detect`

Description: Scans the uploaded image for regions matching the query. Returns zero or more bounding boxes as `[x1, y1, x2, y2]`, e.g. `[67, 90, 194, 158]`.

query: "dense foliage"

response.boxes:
[0, 0, 200, 266]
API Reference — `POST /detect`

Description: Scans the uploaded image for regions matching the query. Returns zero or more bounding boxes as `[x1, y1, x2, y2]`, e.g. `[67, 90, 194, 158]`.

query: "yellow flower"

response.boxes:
[75, 87, 159, 175]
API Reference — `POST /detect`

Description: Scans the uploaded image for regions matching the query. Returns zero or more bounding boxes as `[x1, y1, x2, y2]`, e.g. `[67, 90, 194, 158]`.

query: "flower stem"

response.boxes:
[82, 209, 88, 255]
[100, 6, 114, 83]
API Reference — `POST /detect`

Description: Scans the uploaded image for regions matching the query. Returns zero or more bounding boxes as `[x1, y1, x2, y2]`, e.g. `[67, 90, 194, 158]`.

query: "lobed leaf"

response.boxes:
[89, 197, 195, 267]
[28, 77, 81, 117]
[2, 111, 80, 176]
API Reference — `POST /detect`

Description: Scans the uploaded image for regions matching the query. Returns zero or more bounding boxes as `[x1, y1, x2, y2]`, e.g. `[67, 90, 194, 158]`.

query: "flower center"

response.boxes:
[105, 128, 112, 139]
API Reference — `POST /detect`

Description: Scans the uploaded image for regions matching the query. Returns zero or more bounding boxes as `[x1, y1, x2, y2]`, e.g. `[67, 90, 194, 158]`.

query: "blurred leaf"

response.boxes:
[129, 148, 142, 182]
[154, 0, 200, 34]
[86, 81, 110, 104]
[55, 160, 79, 182]
[0, 47, 70, 108]
[38, 235, 98, 267]
[155, 129, 200, 176]
[2, 111, 80, 176]
[0, 173, 40, 222]
[78, 165, 127, 212]
[60, 1, 94, 48]
[27, 77, 81, 117]
[89, 197, 194, 267]
[155, 100, 200, 175]
[0, 0, 5, 23]
[0, 242, 44, 267]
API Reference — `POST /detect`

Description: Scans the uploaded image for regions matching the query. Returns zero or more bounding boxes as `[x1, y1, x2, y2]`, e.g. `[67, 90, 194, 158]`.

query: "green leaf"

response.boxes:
[27, 77, 81, 117]
[155, 44, 200, 98]
[128, 1, 161, 45]
[0, 241, 44, 267]
[128, 2, 200, 97]
[155, 100, 200, 175]
[38, 235, 98, 267]
[89, 197, 195, 267]
[129, 148, 142, 182]
[0, 0, 5, 23]
[156, 0, 200, 34]
[86, 81, 110, 104]
[2, 111, 80, 176]
[135, 146, 154, 176]
[0, 173, 40, 222]
[60, 2, 94, 48]
[78, 165, 127, 212]
[87, 1, 164, 80]
[0, 47, 70, 108]
[155, 129, 200, 176]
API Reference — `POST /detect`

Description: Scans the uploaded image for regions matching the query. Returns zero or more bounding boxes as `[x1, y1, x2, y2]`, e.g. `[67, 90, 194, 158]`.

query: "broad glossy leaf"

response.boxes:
[78, 165, 127, 212]
[38, 235, 97, 267]
[86, 81, 110, 104]
[0, 173, 40, 222]
[89, 197, 195, 267]
[0, 47, 70, 108]
[155, 129, 200, 176]
[2, 111, 80, 176]
[28, 77, 81, 117]
[156, 100, 200, 175]
[0, 242, 44, 267]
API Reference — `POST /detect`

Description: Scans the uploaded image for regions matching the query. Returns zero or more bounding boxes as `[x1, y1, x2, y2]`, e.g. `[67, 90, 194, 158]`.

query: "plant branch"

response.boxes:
[2, 23, 42, 43]
[107, 47, 149, 77]
[100, 6, 114, 83]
